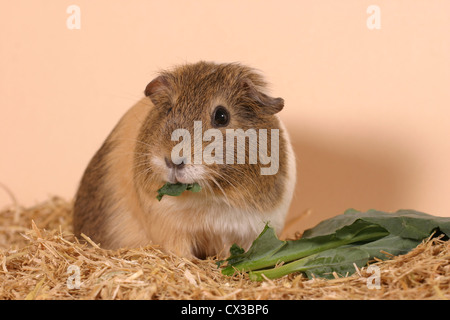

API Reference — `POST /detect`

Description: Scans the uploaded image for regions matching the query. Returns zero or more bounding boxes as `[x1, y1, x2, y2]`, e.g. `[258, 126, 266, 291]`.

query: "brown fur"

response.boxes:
[73, 61, 296, 258]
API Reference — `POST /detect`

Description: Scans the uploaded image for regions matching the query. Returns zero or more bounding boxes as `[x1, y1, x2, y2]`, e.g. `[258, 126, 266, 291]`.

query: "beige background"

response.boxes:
[1, 1, 449, 236]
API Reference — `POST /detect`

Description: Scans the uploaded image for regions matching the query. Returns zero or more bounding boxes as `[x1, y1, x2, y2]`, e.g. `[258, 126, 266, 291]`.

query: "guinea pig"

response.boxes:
[73, 61, 296, 259]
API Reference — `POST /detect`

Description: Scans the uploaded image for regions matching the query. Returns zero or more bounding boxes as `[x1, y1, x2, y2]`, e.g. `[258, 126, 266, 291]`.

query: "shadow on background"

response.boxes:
[281, 128, 414, 239]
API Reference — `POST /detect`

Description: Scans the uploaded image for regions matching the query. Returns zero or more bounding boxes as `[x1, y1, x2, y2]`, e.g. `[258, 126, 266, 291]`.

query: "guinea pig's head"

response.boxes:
[135, 61, 287, 210]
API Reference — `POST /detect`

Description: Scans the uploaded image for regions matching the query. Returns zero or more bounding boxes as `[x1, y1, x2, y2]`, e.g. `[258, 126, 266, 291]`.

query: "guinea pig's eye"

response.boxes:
[212, 106, 230, 127]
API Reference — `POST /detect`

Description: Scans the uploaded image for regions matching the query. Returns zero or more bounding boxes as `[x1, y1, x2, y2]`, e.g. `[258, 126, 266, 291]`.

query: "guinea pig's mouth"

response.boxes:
[167, 168, 196, 184]
[151, 156, 205, 185]
[149, 156, 206, 185]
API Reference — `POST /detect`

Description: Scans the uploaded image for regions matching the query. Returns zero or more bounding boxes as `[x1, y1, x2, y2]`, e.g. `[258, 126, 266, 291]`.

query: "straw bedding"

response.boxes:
[1, 196, 449, 300]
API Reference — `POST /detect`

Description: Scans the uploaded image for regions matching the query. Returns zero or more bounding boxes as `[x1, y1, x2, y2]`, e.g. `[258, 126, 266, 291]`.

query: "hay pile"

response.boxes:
[0, 197, 449, 300]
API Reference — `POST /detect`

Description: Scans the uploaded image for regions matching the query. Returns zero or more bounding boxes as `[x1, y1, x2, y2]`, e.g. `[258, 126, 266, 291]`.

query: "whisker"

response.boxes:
[209, 175, 232, 209]
[224, 165, 260, 191]
[197, 177, 214, 204]
[211, 170, 250, 209]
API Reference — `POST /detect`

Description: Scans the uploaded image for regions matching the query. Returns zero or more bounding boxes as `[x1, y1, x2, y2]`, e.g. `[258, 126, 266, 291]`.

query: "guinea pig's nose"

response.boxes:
[164, 156, 186, 169]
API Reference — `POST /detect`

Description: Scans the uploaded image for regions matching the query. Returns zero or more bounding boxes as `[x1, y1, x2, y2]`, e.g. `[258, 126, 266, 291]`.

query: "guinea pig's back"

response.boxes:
[73, 98, 153, 248]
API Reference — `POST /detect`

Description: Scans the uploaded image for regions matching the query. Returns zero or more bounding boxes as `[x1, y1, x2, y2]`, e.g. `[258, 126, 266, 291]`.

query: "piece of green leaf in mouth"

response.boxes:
[156, 182, 202, 201]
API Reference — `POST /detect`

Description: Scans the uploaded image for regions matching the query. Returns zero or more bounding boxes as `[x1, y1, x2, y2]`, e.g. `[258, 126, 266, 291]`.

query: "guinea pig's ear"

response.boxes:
[242, 79, 284, 115]
[144, 75, 170, 103]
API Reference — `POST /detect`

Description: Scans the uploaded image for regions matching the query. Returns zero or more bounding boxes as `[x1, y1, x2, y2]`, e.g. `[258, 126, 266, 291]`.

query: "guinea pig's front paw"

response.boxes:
[161, 238, 196, 260]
